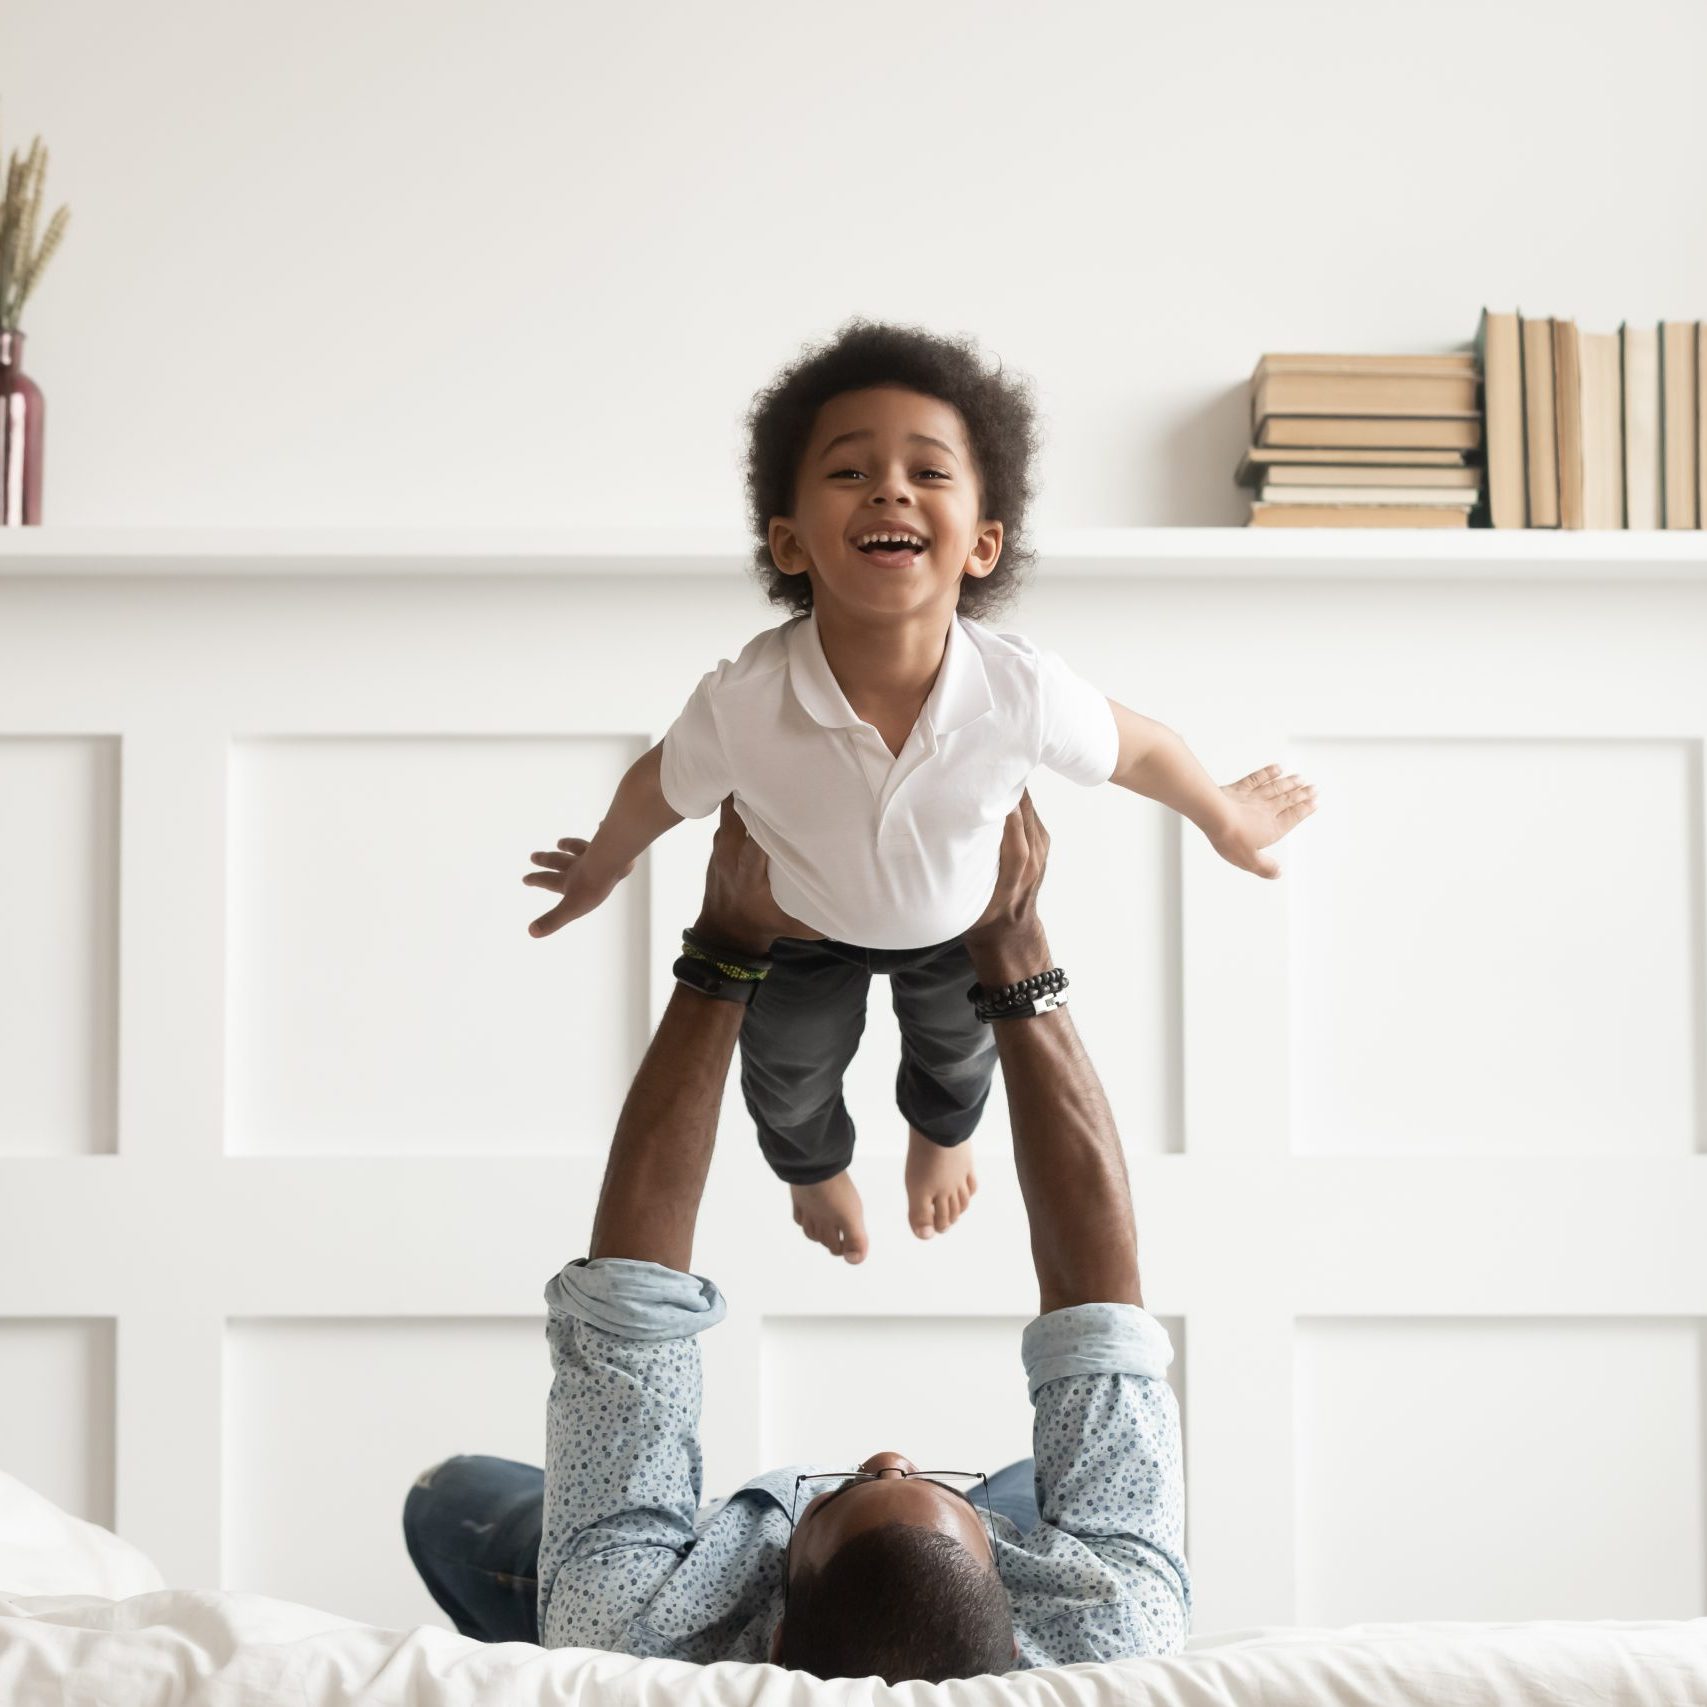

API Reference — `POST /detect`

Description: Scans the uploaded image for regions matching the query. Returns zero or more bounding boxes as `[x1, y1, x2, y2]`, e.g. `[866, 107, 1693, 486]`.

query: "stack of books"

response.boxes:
[1239, 352, 1485, 527]
[1478, 309, 1706, 528]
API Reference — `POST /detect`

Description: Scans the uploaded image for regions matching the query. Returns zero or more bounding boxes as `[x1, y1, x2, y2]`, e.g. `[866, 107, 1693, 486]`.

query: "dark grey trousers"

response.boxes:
[737, 934, 999, 1186]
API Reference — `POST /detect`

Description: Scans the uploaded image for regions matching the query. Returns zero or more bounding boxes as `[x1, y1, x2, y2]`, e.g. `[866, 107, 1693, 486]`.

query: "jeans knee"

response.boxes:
[403, 1455, 460, 1548]
[412, 1455, 459, 1492]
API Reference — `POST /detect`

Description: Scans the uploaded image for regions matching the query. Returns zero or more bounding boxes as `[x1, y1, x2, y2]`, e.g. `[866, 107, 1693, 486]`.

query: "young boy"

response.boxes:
[523, 319, 1316, 1264]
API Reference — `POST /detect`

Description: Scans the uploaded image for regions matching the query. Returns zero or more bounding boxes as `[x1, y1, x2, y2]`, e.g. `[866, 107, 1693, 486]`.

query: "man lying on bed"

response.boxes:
[402, 791, 1190, 1684]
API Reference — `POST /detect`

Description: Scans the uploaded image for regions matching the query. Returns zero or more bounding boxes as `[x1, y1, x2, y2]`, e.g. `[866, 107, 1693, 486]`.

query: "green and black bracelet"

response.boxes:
[672, 926, 773, 1005]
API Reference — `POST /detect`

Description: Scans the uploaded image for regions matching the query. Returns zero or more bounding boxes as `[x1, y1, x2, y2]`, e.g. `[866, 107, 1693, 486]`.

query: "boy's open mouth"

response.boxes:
[854, 536, 928, 566]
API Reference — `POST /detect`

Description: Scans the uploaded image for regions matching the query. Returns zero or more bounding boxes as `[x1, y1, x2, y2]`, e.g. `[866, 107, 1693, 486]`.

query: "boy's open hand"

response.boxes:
[1209, 763, 1318, 880]
[523, 839, 633, 937]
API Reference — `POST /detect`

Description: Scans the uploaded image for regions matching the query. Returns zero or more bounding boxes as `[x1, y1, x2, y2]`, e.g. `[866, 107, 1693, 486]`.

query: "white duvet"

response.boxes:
[3, 1472, 1703, 1706]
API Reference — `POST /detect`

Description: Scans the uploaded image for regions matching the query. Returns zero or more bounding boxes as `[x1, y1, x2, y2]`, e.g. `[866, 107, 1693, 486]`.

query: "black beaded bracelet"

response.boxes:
[966, 966, 1069, 1023]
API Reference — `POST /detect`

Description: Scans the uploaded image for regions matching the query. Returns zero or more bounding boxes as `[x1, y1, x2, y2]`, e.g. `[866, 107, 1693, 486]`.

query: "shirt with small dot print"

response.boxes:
[538, 1257, 1191, 1669]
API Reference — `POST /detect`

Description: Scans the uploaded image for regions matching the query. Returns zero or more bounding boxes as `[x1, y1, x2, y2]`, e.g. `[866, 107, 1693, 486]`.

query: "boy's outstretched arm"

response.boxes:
[525, 741, 684, 936]
[1105, 699, 1317, 881]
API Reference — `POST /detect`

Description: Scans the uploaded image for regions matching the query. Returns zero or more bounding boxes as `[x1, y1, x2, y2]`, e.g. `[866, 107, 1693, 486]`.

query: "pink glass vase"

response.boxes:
[1, 329, 45, 525]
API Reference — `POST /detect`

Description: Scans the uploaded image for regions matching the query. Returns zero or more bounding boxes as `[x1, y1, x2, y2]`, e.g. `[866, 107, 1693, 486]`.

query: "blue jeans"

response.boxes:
[403, 1454, 1041, 1645]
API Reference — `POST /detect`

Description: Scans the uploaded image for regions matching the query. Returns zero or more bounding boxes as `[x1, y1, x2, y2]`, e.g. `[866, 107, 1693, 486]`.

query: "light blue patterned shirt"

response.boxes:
[538, 1256, 1190, 1669]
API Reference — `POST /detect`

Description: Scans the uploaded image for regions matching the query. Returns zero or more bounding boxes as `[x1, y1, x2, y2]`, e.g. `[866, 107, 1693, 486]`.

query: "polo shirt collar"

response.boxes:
[787, 609, 994, 737]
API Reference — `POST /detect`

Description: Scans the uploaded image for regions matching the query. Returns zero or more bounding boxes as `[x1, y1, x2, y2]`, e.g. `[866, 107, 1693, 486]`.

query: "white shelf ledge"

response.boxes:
[2, 525, 1706, 578]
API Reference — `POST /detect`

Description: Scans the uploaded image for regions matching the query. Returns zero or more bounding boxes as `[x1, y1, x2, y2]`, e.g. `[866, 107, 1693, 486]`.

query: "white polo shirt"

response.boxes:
[658, 610, 1119, 949]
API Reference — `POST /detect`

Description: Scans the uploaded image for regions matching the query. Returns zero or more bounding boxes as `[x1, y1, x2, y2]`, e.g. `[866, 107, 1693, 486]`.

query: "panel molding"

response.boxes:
[4, 559, 1706, 1631]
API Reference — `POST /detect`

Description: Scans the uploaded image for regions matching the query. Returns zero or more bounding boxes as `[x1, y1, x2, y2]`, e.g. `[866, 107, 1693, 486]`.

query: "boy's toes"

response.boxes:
[790, 1176, 868, 1262]
[904, 1128, 976, 1243]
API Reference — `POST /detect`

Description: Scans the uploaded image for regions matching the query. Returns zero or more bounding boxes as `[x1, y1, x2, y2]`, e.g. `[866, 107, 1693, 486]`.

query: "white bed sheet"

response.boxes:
[3, 1472, 1703, 1706]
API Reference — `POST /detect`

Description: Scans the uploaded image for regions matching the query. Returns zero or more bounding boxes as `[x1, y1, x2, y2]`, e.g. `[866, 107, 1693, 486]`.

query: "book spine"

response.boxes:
[1257, 416, 1484, 450]
[1582, 332, 1625, 529]
[1621, 324, 1661, 531]
[1661, 321, 1699, 528]
[1697, 323, 1706, 529]
[1259, 485, 1477, 505]
[1553, 321, 1584, 530]
[1522, 317, 1559, 526]
[1255, 373, 1481, 422]
[1482, 311, 1527, 527]
[1248, 504, 1469, 528]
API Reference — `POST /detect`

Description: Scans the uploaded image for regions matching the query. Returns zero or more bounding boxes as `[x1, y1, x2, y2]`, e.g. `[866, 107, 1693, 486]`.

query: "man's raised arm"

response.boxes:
[536, 798, 825, 1652]
[960, 796, 1188, 1663]
[581, 797, 823, 1271]
[960, 794, 1142, 1315]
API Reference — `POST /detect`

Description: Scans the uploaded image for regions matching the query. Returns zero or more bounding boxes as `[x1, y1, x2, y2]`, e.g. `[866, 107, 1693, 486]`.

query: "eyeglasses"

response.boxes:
[783, 1470, 1002, 1608]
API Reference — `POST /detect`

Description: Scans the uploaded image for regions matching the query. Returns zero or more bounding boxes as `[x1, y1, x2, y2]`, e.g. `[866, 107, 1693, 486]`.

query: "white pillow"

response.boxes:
[0, 1471, 167, 1601]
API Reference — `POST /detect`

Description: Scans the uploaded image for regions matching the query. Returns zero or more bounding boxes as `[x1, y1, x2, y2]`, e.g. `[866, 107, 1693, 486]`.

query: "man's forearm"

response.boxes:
[586, 982, 745, 1272]
[968, 928, 1142, 1314]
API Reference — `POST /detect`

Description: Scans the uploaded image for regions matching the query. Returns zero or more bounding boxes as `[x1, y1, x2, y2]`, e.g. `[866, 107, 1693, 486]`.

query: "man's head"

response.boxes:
[769, 1451, 1018, 1684]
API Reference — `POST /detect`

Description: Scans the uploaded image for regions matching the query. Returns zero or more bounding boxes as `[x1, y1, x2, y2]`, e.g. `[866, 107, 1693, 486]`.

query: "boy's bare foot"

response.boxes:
[905, 1125, 977, 1240]
[789, 1171, 870, 1264]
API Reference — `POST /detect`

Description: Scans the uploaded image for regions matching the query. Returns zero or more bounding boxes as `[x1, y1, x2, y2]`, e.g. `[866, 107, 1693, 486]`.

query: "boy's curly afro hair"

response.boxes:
[742, 317, 1044, 623]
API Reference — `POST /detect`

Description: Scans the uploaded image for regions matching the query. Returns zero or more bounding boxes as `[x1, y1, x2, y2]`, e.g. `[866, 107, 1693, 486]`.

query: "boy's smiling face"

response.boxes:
[768, 385, 1003, 623]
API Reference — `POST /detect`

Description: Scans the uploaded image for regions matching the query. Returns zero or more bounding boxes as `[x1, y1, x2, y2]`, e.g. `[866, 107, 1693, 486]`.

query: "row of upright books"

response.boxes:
[1479, 310, 1707, 528]
[1239, 352, 1483, 527]
[1240, 314, 1707, 527]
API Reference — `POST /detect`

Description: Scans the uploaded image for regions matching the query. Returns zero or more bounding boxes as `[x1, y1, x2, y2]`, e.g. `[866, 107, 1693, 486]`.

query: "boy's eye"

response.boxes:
[829, 468, 949, 480]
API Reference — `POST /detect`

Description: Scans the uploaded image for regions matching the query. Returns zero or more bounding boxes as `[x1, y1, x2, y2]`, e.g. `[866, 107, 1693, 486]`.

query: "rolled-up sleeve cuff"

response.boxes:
[543, 1255, 727, 1340]
[1021, 1301, 1174, 1401]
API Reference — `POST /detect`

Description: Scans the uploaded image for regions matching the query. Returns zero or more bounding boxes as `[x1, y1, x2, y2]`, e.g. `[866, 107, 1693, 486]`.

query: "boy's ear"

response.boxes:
[962, 519, 1003, 580]
[768, 518, 810, 577]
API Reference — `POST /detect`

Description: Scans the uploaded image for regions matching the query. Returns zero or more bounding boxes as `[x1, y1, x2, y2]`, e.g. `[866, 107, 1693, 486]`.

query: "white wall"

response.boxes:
[1, 0, 1704, 528]
[2, 0, 1706, 1652]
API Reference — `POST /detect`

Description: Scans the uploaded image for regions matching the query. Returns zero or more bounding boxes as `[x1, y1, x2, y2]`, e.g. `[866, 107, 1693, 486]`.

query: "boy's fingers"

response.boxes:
[556, 836, 589, 851]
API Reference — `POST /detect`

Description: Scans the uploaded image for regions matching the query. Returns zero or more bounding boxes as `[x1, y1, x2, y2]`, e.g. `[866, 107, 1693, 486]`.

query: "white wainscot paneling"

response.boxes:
[223, 1317, 550, 1633]
[226, 735, 646, 1154]
[0, 737, 119, 1155]
[0, 1318, 115, 1526]
[760, 1315, 1187, 1535]
[1294, 1316, 1706, 1623]
[1289, 737, 1701, 1156]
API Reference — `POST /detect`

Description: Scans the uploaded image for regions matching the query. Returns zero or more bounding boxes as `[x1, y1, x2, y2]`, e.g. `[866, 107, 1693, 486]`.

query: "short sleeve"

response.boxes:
[659, 671, 734, 819]
[1034, 646, 1119, 787]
